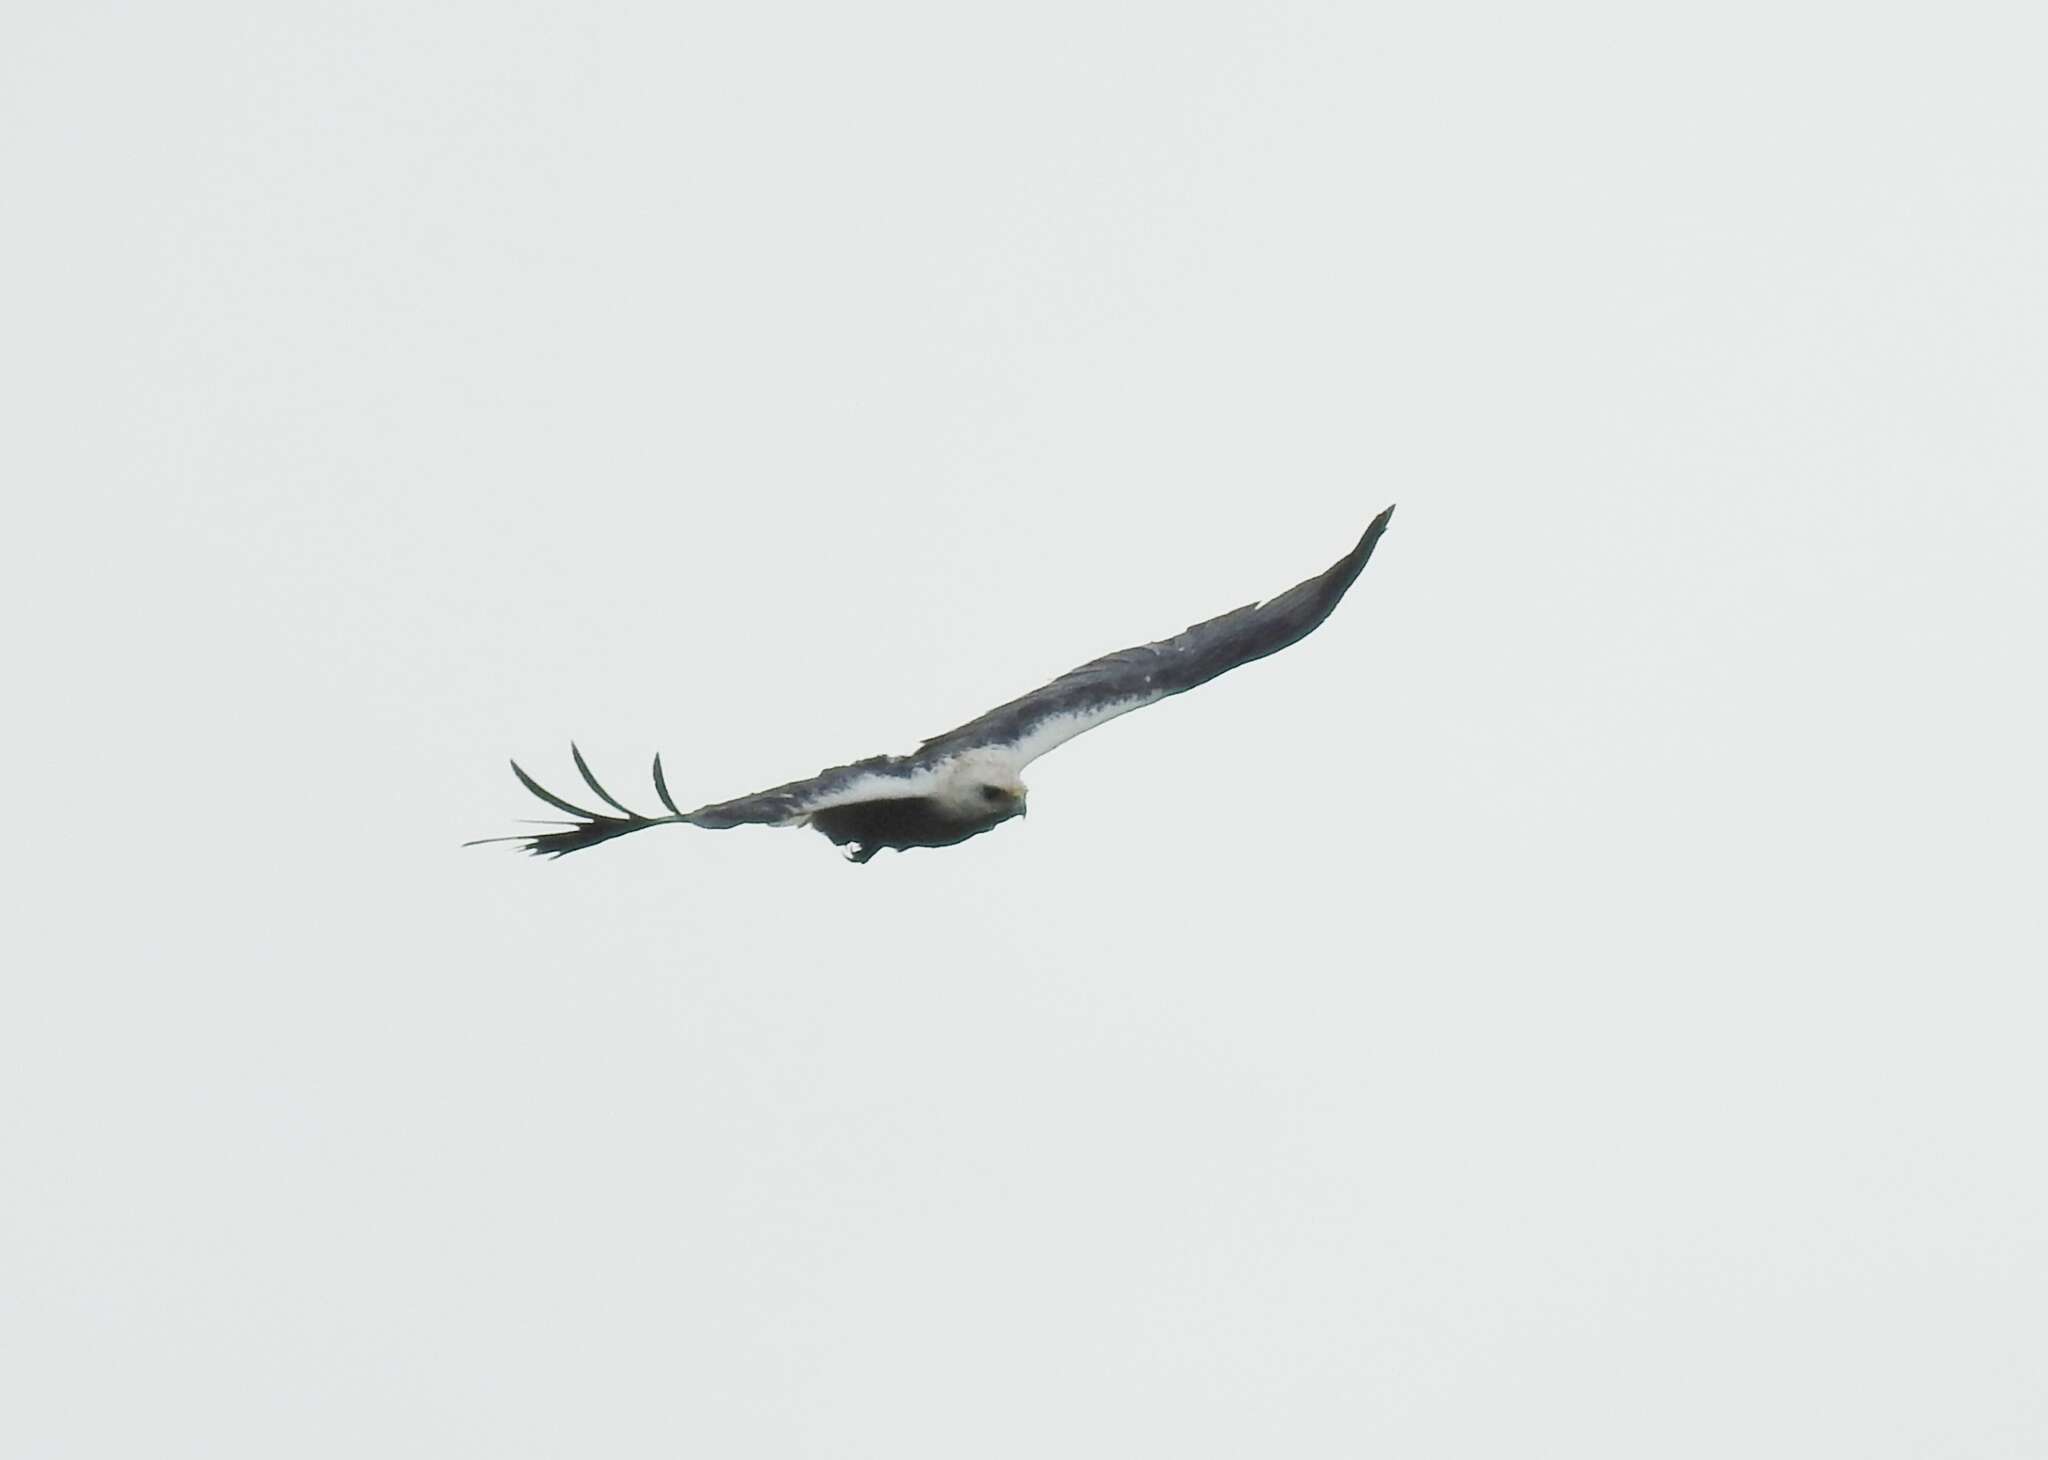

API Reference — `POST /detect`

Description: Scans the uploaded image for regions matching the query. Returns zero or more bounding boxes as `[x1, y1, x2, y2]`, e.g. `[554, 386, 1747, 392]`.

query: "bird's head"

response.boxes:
[973, 780, 1028, 820]
[937, 752, 1028, 824]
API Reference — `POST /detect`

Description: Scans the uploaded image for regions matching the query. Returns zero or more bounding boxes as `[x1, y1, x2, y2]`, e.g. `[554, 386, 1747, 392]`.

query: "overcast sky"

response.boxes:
[6, 2, 2046, 1456]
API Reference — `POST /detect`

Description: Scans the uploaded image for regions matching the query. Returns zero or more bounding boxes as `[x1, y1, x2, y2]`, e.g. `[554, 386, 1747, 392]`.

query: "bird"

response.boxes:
[475, 505, 1394, 864]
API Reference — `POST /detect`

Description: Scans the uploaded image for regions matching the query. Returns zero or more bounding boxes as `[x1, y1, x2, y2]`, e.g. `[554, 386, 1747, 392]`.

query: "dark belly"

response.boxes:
[808, 797, 1011, 862]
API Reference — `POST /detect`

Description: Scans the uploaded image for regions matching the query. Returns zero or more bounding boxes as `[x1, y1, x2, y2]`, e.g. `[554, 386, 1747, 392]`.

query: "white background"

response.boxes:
[6, 3, 2045, 1455]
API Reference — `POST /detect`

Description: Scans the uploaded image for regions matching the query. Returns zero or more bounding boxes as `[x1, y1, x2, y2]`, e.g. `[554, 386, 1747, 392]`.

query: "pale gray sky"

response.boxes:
[6, 2, 2046, 1456]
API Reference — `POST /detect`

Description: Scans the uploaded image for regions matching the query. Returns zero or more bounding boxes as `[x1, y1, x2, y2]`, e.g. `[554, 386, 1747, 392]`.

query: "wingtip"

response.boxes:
[1351, 503, 1395, 557]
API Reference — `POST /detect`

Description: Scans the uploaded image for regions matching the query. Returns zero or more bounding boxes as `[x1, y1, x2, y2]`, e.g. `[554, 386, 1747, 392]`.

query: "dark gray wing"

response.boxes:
[679, 754, 941, 828]
[914, 504, 1394, 768]
[467, 747, 943, 859]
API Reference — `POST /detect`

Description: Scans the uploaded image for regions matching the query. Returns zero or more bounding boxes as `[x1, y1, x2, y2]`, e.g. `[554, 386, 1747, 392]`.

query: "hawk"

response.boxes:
[477, 505, 1394, 863]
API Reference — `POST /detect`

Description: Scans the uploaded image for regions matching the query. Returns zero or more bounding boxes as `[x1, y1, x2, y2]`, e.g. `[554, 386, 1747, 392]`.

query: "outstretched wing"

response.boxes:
[914, 504, 1395, 768]
[679, 755, 941, 828]
[468, 745, 943, 859]
[465, 748, 684, 859]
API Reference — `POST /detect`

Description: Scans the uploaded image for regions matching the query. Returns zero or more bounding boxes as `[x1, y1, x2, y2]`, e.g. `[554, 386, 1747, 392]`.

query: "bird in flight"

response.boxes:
[476, 505, 1395, 863]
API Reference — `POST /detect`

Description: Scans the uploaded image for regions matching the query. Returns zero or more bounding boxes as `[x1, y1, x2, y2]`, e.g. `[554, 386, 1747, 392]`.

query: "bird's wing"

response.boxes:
[682, 756, 943, 828]
[914, 504, 1395, 771]
[469, 746, 943, 859]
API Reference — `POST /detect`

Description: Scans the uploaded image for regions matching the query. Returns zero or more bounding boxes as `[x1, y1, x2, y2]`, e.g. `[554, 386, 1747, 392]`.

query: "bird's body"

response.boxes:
[477, 506, 1394, 863]
[807, 778, 1020, 862]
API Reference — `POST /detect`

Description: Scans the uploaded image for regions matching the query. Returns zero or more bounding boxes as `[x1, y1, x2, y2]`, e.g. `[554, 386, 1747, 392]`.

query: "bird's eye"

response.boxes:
[980, 785, 1006, 802]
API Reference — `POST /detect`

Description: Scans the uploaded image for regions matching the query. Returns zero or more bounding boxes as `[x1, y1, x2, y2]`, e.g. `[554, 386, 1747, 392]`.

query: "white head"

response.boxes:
[934, 749, 1029, 823]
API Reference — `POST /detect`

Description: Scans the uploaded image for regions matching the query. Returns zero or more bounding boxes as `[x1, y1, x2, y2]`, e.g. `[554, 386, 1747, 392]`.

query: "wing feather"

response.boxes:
[479, 749, 943, 856]
[571, 742, 638, 817]
[508, 759, 607, 821]
[681, 756, 943, 828]
[650, 753, 684, 817]
[915, 504, 1394, 768]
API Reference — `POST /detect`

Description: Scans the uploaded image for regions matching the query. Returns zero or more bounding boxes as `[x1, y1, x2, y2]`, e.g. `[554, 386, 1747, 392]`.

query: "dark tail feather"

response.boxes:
[467, 751, 689, 858]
